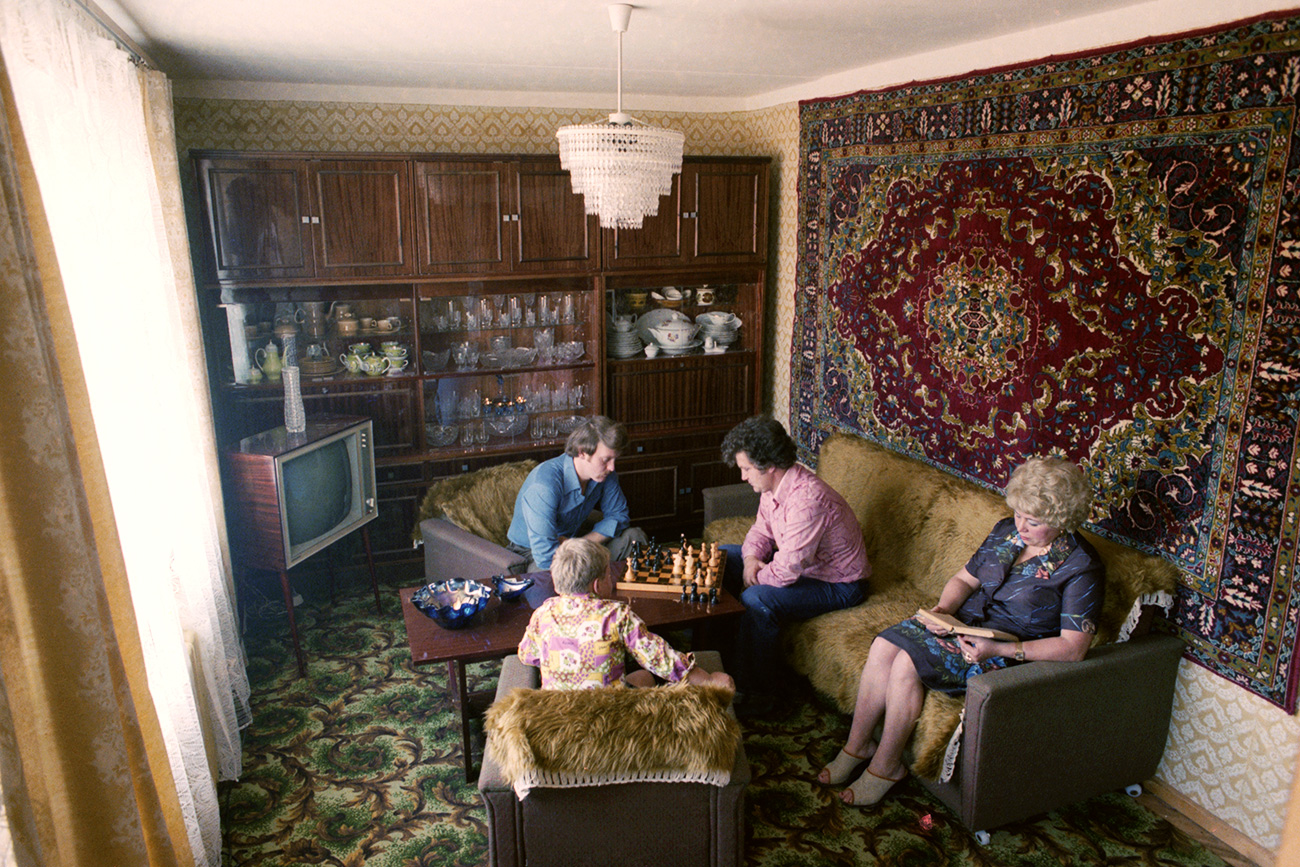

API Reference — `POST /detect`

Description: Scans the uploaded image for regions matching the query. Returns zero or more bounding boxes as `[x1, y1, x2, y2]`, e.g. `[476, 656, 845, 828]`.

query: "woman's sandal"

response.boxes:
[840, 768, 905, 807]
[817, 747, 872, 786]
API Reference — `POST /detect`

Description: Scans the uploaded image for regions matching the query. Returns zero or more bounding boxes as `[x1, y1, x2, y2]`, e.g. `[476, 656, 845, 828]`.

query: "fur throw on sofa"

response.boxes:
[485, 683, 740, 797]
[411, 459, 536, 546]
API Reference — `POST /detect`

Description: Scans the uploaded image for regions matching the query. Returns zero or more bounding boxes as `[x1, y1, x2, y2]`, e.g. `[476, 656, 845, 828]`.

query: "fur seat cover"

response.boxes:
[412, 459, 536, 546]
[704, 433, 1179, 779]
[484, 683, 741, 790]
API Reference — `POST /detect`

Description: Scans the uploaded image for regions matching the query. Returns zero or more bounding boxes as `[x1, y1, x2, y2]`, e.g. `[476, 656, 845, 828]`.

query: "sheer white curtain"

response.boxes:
[0, 1, 249, 865]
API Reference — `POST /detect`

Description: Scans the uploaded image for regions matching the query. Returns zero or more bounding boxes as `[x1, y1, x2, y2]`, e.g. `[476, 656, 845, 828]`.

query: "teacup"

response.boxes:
[376, 319, 394, 332]
[385, 316, 402, 330]
[385, 357, 409, 374]
[360, 317, 376, 330]
[349, 342, 372, 356]
[340, 352, 363, 374]
[380, 340, 403, 354]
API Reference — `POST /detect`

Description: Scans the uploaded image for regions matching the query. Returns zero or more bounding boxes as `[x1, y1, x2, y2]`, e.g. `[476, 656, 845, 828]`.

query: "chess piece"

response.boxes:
[625, 560, 635, 583]
[708, 587, 718, 605]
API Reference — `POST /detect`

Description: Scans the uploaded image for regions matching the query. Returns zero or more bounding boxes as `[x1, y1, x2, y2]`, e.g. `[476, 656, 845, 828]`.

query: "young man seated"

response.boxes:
[506, 415, 647, 571]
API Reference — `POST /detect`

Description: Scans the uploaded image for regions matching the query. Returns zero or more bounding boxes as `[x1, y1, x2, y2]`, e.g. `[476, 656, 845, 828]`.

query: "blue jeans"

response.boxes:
[720, 545, 866, 695]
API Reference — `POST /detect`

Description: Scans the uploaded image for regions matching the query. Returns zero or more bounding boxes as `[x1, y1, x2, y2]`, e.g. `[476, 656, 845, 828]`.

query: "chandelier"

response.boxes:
[557, 4, 684, 230]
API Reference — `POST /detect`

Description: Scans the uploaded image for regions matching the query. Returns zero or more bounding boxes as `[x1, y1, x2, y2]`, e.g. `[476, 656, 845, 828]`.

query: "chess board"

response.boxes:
[614, 543, 723, 595]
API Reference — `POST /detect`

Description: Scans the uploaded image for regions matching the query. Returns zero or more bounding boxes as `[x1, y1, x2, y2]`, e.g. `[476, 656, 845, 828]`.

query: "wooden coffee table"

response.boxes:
[399, 562, 744, 780]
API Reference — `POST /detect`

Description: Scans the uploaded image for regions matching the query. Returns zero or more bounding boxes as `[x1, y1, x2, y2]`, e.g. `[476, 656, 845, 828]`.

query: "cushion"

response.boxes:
[412, 459, 536, 547]
[702, 515, 755, 545]
[484, 682, 740, 798]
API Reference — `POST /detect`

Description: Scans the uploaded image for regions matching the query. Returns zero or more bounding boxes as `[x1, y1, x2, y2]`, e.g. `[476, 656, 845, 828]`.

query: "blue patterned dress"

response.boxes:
[877, 517, 1104, 695]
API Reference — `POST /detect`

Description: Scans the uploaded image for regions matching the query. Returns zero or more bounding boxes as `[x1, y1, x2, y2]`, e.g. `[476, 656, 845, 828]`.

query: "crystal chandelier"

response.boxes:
[557, 4, 684, 230]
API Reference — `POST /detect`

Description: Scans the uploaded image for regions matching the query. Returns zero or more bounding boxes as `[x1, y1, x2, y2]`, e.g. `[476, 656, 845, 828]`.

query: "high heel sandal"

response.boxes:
[817, 747, 871, 786]
[840, 768, 905, 807]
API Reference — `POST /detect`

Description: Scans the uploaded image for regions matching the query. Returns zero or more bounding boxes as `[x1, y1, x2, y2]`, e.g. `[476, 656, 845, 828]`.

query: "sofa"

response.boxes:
[703, 432, 1185, 834]
[479, 650, 749, 867]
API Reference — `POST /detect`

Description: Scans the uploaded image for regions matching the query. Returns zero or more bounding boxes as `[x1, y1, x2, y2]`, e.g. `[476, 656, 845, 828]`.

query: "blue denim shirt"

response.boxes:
[506, 453, 630, 569]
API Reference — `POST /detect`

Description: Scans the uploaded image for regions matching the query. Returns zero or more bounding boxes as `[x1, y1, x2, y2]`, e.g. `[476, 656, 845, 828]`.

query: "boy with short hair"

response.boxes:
[518, 538, 734, 691]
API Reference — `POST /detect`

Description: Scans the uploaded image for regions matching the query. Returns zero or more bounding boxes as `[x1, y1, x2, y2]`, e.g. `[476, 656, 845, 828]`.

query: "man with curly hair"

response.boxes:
[719, 415, 871, 713]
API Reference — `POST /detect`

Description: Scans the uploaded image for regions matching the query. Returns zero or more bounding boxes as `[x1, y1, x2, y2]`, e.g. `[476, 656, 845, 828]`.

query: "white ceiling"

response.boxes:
[99, 0, 1296, 111]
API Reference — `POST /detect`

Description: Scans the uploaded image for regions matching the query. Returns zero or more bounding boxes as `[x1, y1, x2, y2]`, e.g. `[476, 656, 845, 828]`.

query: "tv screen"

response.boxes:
[282, 438, 353, 547]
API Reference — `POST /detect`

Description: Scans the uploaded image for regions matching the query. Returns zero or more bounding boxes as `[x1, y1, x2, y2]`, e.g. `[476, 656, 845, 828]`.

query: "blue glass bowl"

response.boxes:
[411, 579, 493, 629]
[492, 573, 535, 601]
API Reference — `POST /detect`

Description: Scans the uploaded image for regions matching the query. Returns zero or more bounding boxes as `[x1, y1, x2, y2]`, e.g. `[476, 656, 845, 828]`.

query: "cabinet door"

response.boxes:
[513, 159, 600, 272]
[600, 174, 683, 269]
[685, 161, 768, 265]
[413, 160, 512, 274]
[196, 157, 315, 281]
[311, 160, 413, 278]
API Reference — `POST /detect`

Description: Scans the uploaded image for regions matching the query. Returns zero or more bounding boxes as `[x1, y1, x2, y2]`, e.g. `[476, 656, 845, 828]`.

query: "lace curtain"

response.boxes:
[0, 1, 250, 865]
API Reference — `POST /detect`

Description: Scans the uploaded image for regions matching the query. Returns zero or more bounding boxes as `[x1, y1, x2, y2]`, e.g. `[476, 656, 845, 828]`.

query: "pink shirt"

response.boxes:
[742, 463, 871, 587]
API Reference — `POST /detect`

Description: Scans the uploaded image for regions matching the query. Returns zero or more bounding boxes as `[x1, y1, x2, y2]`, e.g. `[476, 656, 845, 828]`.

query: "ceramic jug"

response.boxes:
[255, 342, 283, 382]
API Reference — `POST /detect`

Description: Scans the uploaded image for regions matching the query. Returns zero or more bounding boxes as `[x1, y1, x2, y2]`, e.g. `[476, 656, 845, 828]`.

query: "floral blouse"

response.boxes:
[517, 594, 696, 689]
[955, 517, 1105, 640]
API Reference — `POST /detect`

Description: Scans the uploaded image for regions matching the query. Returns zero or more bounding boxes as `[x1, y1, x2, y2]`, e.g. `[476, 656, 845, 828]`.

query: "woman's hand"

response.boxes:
[958, 635, 999, 663]
[920, 607, 957, 635]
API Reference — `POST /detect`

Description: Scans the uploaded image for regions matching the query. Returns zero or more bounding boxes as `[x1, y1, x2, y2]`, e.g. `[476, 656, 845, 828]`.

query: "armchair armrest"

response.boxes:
[920, 633, 1184, 831]
[703, 483, 761, 526]
[419, 517, 528, 584]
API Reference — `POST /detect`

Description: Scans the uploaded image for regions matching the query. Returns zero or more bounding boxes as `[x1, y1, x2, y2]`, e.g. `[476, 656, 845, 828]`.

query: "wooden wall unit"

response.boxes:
[191, 150, 769, 558]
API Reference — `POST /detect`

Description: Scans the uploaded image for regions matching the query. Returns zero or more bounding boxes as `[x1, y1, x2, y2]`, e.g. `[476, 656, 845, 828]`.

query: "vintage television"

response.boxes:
[223, 415, 378, 571]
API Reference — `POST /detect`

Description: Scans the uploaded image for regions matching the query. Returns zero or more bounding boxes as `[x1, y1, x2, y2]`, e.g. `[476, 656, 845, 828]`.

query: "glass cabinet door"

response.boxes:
[224, 297, 416, 385]
[417, 282, 598, 454]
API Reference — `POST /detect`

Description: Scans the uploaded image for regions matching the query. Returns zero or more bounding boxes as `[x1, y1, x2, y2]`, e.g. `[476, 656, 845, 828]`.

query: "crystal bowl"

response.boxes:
[422, 348, 450, 371]
[425, 423, 459, 447]
[552, 414, 587, 435]
[555, 341, 586, 363]
[492, 574, 535, 601]
[411, 579, 493, 630]
[485, 413, 529, 437]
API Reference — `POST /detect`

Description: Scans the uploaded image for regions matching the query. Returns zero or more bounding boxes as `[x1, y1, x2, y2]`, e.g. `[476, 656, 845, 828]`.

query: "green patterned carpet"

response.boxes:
[221, 569, 1230, 867]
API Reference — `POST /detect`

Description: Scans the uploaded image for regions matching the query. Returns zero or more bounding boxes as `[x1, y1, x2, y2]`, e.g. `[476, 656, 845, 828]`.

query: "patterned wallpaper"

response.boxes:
[172, 96, 1297, 854]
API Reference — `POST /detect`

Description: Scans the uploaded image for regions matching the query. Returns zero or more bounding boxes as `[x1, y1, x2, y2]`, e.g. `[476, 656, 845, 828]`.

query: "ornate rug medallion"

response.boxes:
[794, 13, 1300, 709]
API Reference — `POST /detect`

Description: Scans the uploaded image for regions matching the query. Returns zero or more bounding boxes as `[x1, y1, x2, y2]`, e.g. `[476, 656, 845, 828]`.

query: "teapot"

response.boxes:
[255, 342, 283, 382]
[329, 302, 356, 322]
[340, 352, 363, 374]
[647, 320, 699, 349]
[360, 353, 390, 376]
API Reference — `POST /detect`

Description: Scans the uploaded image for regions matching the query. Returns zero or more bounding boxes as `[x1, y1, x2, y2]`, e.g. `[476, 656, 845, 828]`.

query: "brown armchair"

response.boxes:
[478, 651, 749, 867]
[415, 460, 535, 583]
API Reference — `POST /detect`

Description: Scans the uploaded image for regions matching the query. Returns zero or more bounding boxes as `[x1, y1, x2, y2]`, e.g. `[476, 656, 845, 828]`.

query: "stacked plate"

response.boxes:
[608, 329, 643, 358]
[697, 311, 742, 346]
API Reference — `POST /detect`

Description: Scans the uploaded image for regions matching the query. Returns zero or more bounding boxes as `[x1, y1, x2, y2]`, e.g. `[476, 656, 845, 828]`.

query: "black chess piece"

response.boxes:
[708, 587, 718, 605]
[679, 586, 690, 603]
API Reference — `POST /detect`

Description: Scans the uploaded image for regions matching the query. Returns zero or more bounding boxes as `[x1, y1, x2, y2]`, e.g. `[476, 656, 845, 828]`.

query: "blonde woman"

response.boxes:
[818, 457, 1104, 807]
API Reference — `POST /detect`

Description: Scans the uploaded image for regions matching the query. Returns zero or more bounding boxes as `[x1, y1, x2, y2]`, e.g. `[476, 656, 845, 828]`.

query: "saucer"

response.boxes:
[658, 339, 703, 355]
